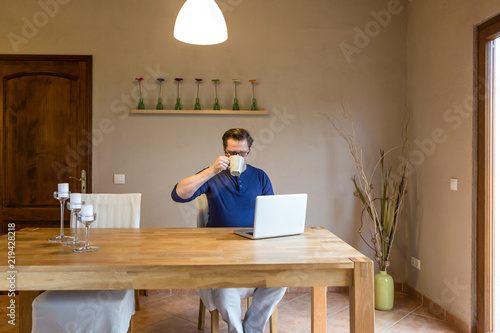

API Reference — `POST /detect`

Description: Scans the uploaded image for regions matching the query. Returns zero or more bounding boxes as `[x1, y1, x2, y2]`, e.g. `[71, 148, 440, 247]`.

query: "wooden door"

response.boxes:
[0, 55, 92, 234]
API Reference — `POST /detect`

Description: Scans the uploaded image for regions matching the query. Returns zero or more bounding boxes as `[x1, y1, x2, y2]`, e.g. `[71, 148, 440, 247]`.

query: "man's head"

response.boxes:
[222, 128, 254, 158]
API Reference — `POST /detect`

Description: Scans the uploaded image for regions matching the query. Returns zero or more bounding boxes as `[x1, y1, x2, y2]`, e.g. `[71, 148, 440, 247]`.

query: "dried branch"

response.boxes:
[320, 105, 410, 271]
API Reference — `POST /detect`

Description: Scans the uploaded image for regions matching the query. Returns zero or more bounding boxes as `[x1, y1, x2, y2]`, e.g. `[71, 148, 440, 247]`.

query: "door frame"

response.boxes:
[0, 54, 92, 232]
[477, 14, 500, 333]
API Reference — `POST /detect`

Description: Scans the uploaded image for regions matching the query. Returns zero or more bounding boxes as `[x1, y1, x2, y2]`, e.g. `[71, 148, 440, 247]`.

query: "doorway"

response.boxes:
[477, 14, 500, 333]
[496, 34, 500, 333]
[0, 55, 92, 234]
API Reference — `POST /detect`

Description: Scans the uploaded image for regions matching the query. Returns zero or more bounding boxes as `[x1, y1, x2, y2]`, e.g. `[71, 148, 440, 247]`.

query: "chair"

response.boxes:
[71, 193, 141, 229]
[32, 193, 142, 333]
[195, 194, 278, 333]
[74, 193, 145, 310]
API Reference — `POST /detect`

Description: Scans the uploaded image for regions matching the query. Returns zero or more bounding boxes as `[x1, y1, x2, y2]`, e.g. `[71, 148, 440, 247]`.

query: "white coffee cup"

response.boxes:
[229, 155, 245, 176]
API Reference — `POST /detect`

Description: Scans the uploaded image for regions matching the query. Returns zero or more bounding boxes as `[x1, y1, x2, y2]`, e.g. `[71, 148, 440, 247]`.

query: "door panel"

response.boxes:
[0, 55, 92, 234]
[478, 15, 500, 333]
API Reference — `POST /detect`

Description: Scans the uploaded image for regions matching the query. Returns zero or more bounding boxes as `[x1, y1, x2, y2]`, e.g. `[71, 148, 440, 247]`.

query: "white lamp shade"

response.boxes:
[174, 0, 228, 45]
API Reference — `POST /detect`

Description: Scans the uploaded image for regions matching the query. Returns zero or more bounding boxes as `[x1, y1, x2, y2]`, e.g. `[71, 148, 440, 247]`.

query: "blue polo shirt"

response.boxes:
[171, 164, 274, 227]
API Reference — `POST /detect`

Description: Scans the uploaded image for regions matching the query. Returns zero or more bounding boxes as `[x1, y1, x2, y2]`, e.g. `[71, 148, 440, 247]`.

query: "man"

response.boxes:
[171, 128, 286, 333]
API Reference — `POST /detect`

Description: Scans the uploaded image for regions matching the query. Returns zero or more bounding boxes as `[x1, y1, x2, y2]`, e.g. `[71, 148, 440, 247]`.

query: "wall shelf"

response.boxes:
[130, 109, 268, 115]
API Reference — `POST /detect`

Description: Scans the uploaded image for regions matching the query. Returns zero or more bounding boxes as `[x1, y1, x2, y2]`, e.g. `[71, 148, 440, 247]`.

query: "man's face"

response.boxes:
[224, 139, 250, 161]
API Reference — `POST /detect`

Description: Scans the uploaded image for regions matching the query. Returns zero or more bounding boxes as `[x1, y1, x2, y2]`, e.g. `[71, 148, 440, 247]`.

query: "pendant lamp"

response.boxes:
[174, 0, 228, 45]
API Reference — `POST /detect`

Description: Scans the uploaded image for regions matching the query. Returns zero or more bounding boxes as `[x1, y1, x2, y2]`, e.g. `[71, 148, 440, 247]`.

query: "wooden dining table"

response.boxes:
[0, 227, 374, 332]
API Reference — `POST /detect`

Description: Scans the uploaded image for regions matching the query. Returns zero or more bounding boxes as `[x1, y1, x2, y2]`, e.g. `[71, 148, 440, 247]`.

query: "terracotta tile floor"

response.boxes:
[0, 291, 460, 332]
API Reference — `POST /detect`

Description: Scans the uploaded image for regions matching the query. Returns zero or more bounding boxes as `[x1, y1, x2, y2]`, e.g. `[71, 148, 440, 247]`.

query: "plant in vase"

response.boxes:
[326, 106, 409, 311]
[135, 77, 145, 109]
[174, 78, 183, 110]
[249, 79, 258, 110]
[212, 79, 220, 110]
[232, 79, 240, 110]
[194, 78, 202, 110]
[156, 78, 165, 110]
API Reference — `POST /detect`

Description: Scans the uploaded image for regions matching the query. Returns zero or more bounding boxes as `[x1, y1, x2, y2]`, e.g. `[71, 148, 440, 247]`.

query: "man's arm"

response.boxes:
[174, 156, 229, 199]
[261, 170, 274, 196]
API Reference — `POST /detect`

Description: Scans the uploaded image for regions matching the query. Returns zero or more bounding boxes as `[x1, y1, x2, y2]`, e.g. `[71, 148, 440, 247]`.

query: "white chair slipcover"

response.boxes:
[32, 290, 135, 333]
[195, 193, 209, 228]
[70, 193, 141, 229]
[32, 193, 142, 333]
[195, 194, 270, 326]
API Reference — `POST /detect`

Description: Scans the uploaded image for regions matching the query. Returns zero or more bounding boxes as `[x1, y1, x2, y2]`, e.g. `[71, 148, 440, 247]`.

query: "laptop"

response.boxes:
[234, 193, 308, 239]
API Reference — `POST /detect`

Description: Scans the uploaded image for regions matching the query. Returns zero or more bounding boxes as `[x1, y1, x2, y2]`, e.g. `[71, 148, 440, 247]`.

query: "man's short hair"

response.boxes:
[222, 128, 254, 148]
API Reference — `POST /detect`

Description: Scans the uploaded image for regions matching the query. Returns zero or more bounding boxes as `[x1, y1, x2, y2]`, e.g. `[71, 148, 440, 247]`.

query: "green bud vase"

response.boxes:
[213, 98, 220, 110]
[250, 98, 258, 111]
[232, 98, 240, 110]
[137, 97, 145, 110]
[374, 270, 394, 310]
[175, 97, 182, 110]
[156, 97, 164, 110]
[194, 98, 201, 110]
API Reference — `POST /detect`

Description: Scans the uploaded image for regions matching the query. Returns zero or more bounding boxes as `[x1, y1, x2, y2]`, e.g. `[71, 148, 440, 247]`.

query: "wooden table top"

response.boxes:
[0, 227, 368, 290]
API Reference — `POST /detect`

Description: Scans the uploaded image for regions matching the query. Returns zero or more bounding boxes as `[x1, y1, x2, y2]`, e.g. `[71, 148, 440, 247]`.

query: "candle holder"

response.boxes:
[135, 77, 145, 109]
[212, 79, 221, 110]
[194, 78, 202, 110]
[232, 79, 240, 110]
[174, 78, 183, 110]
[249, 79, 258, 111]
[156, 78, 165, 110]
[62, 201, 86, 247]
[49, 192, 74, 242]
[74, 212, 99, 253]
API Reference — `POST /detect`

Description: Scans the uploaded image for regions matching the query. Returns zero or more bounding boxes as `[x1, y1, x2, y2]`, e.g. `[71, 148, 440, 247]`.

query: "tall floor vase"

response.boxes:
[374, 270, 394, 310]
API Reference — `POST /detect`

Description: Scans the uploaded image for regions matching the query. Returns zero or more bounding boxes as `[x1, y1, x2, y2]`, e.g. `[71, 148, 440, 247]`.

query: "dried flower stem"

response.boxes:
[321, 103, 410, 271]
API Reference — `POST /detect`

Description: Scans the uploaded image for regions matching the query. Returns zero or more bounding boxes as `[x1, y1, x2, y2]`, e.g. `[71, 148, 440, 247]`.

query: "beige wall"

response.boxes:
[407, 0, 500, 326]
[6, 0, 499, 326]
[1, 0, 407, 274]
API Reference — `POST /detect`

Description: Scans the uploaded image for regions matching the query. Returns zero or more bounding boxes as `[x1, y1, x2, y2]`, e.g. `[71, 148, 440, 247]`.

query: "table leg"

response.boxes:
[349, 257, 374, 333]
[311, 286, 327, 333]
[19, 291, 38, 333]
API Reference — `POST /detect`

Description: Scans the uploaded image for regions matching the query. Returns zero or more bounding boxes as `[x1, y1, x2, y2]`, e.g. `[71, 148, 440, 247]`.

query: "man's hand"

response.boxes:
[210, 156, 230, 174]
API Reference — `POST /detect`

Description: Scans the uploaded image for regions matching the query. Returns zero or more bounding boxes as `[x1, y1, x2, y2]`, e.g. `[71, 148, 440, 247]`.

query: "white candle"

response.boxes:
[81, 204, 94, 221]
[69, 193, 82, 209]
[70, 193, 81, 204]
[58, 183, 69, 198]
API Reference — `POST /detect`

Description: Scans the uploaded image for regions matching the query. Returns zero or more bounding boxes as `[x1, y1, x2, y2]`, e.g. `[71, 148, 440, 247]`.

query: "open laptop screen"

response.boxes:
[234, 193, 308, 239]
